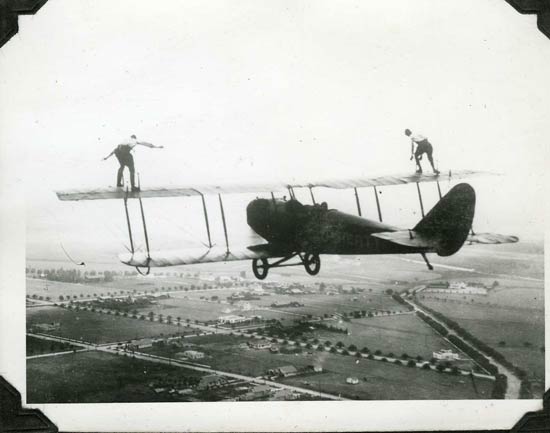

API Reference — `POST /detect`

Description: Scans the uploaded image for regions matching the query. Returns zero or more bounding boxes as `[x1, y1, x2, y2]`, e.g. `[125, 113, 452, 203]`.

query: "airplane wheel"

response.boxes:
[303, 253, 321, 275]
[252, 258, 269, 280]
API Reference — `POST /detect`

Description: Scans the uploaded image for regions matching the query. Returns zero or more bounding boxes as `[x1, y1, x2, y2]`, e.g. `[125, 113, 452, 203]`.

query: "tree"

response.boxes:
[348, 344, 357, 352]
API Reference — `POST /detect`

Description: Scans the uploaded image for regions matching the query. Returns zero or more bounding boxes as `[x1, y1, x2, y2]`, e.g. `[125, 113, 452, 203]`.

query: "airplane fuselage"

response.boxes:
[246, 198, 427, 255]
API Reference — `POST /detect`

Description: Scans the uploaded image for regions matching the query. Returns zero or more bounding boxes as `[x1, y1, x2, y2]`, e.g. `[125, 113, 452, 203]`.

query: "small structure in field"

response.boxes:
[432, 349, 459, 361]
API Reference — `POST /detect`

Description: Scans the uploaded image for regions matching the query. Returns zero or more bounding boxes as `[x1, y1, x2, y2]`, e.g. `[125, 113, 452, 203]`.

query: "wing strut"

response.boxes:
[373, 186, 383, 222]
[137, 187, 152, 275]
[309, 186, 316, 205]
[354, 187, 362, 217]
[123, 190, 135, 254]
[218, 194, 230, 254]
[436, 181, 442, 200]
[197, 192, 213, 248]
[287, 186, 296, 200]
[416, 182, 425, 218]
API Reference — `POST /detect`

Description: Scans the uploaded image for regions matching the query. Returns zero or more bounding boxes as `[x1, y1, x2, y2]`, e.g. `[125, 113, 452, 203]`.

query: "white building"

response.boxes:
[182, 350, 205, 360]
[217, 314, 249, 325]
[432, 349, 460, 361]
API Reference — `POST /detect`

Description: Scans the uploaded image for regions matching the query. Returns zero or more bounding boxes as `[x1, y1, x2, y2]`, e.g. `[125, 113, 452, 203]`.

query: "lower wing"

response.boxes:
[371, 230, 518, 253]
[119, 244, 286, 268]
[465, 232, 519, 245]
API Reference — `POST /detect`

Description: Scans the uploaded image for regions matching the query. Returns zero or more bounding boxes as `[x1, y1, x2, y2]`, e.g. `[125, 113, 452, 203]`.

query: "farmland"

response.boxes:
[27, 306, 186, 344]
[26, 335, 78, 356]
[280, 354, 493, 400]
[311, 314, 457, 361]
[27, 351, 205, 403]
[25, 241, 544, 401]
[141, 332, 487, 400]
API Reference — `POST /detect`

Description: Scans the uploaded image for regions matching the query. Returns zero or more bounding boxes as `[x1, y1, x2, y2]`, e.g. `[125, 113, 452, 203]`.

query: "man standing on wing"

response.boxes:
[405, 129, 439, 174]
[103, 134, 164, 191]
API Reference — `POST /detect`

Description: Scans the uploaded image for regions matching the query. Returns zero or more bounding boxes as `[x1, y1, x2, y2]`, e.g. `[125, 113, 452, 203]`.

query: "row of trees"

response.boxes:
[416, 311, 449, 337]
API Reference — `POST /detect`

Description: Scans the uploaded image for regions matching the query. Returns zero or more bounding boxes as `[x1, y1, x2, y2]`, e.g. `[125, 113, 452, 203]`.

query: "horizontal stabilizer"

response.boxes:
[371, 230, 437, 250]
[466, 233, 519, 245]
[56, 169, 494, 201]
[119, 245, 281, 268]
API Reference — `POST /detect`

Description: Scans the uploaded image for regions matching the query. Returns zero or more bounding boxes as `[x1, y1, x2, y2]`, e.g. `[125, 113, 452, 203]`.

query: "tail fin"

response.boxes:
[414, 183, 475, 256]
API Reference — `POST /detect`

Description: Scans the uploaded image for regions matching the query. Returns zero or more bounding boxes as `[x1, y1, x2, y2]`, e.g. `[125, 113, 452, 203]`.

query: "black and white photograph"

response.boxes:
[0, 0, 548, 431]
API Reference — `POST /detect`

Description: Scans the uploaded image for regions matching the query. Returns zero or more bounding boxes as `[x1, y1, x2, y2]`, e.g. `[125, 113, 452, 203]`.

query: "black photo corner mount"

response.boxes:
[0, 0, 548, 432]
[0, 376, 57, 433]
[504, 0, 550, 39]
[0, 0, 49, 48]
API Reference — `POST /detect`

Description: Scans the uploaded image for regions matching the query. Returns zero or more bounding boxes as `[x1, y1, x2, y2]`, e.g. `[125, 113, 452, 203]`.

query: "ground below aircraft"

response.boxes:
[56, 170, 518, 279]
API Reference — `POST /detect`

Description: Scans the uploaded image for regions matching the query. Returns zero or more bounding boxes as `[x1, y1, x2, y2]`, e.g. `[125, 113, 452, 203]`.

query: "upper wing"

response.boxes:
[56, 169, 492, 201]
[119, 244, 286, 268]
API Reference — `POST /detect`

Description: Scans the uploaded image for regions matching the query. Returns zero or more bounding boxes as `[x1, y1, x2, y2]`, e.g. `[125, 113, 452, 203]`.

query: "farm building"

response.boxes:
[346, 377, 359, 385]
[182, 350, 205, 360]
[217, 314, 249, 325]
[268, 365, 299, 377]
[197, 375, 227, 390]
[240, 384, 272, 400]
[432, 349, 459, 361]
[248, 340, 272, 350]
[308, 365, 323, 373]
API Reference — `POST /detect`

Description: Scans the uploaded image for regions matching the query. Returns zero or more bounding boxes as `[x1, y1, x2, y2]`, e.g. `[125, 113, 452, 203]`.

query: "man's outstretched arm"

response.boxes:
[103, 149, 115, 160]
[136, 141, 164, 149]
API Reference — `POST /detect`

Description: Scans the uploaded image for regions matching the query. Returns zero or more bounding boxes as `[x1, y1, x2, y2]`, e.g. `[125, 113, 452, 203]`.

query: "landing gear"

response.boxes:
[252, 258, 269, 280]
[303, 252, 321, 275]
[250, 252, 322, 280]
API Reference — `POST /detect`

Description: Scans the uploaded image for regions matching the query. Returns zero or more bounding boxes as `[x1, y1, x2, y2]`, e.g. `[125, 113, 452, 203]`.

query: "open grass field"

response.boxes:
[312, 314, 456, 360]
[421, 299, 544, 379]
[27, 306, 185, 344]
[27, 351, 205, 403]
[280, 354, 493, 400]
[26, 278, 99, 301]
[137, 290, 406, 325]
[137, 297, 230, 323]
[26, 335, 78, 356]
[249, 292, 405, 317]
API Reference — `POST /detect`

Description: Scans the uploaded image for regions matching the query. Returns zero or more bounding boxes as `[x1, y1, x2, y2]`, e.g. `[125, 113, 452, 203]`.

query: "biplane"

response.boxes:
[56, 170, 518, 279]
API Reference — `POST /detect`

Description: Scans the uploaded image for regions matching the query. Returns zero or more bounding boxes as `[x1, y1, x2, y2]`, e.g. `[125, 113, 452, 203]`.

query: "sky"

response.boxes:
[0, 0, 548, 264]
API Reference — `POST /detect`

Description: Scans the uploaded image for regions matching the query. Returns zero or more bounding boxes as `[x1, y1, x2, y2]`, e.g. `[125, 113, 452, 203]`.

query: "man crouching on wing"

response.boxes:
[405, 129, 439, 175]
